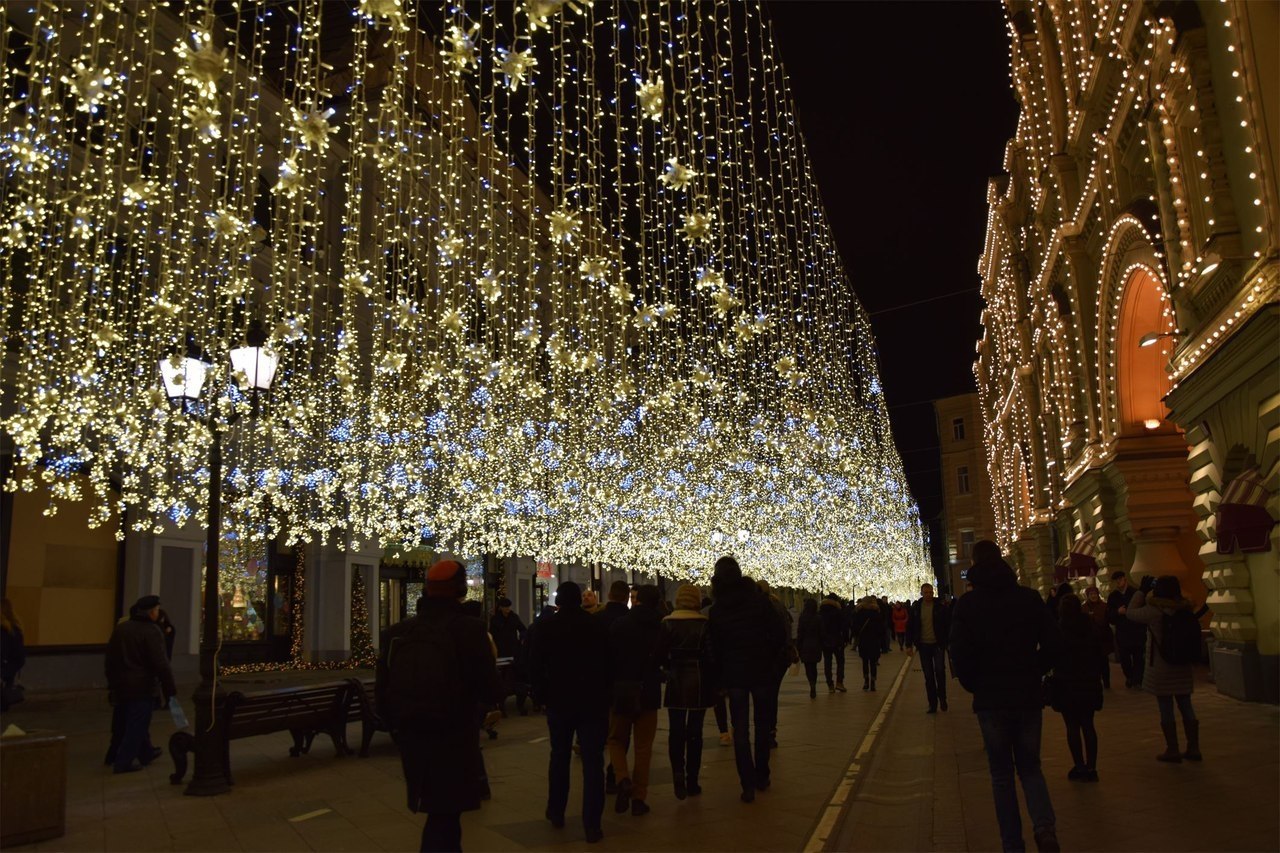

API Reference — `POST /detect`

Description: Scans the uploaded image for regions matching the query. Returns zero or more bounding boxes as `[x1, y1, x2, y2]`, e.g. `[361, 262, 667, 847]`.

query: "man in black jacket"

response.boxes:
[951, 541, 1062, 853]
[1105, 570, 1146, 687]
[105, 595, 177, 774]
[907, 583, 952, 712]
[818, 594, 848, 693]
[377, 558, 504, 853]
[596, 579, 632, 793]
[709, 557, 787, 802]
[529, 582, 611, 843]
[607, 584, 664, 817]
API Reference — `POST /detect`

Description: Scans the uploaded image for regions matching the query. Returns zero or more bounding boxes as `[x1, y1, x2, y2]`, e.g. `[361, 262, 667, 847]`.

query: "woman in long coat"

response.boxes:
[1051, 595, 1104, 781]
[1126, 576, 1201, 762]
[850, 598, 885, 691]
[656, 584, 717, 798]
[795, 599, 824, 699]
[1081, 586, 1114, 688]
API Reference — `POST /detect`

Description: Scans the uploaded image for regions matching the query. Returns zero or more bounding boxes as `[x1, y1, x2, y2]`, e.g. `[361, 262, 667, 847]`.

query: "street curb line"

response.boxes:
[802, 654, 912, 853]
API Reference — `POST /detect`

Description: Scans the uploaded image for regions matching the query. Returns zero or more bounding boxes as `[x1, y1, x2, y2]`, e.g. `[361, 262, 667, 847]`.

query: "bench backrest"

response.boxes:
[225, 682, 351, 738]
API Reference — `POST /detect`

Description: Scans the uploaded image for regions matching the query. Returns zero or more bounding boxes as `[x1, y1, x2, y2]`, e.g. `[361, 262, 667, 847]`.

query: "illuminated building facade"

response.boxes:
[934, 393, 997, 598]
[976, 0, 1278, 702]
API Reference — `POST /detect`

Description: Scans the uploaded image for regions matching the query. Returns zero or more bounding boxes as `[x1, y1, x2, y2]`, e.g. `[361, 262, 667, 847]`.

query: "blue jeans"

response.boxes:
[1156, 693, 1196, 725]
[975, 708, 1055, 852]
[546, 706, 607, 831]
[918, 643, 948, 708]
[112, 698, 155, 772]
[726, 685, 771, 792]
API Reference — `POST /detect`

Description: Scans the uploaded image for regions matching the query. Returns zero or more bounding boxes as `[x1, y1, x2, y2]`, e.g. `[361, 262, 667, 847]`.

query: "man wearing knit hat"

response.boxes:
[104, 595, 176, 773]
[377, 556, 504, 852]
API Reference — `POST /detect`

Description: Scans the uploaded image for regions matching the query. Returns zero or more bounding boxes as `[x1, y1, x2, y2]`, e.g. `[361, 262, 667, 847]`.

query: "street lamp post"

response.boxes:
[160, 323, 277, 797]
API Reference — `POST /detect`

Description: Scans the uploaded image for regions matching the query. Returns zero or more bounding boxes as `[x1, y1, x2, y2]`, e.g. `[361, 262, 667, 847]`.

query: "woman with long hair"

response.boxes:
[1051, 594, 1103, 781]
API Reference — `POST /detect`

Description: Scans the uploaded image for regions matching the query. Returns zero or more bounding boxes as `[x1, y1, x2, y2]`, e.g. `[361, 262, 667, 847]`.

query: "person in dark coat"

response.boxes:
[950, 541, 1061, 853]
[757, 579, 794, 749]
[104, 595, 176, 774]
[818, 594, 848, 693]
[795, 598, 824, 699]
[851, 598, 885, 691]
[490, 597, 529, 714]
[906, 583, 952, 712]
[376, 558, 504, 853]
[1051, 595, 1103, 782]
[708, 556, 786, 802]
[1106, 571, 1146, 687]
[528, 582, 611, 844]
[1, 598, 25, 711]
[1081, 586, 1113, 689]
[595, 580, 632, 794]
[656, 584, 715, 799]
[607, 584, 664, 817]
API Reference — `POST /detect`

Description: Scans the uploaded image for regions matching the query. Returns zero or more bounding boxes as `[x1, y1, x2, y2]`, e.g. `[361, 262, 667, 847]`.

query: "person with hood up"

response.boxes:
[818, 594, 849, 693]
[708, 556, 786, 802]
[656, 584, 716, 799]
[950, 541, 1061, 853]
[104, 595, 176, 774]
[891, 602, 909, 650]
[1124, 574, 1204, 763]
[1049, 594, 1103, 782]
[851, 597, 886, 691]
[795, 598, 824, 699]
[607, 584, 665, 817]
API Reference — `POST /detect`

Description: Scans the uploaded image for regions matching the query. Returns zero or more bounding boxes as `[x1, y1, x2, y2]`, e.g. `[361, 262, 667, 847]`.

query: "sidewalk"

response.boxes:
[829, 655, 1280, 852]
[2, 656, 910, 852]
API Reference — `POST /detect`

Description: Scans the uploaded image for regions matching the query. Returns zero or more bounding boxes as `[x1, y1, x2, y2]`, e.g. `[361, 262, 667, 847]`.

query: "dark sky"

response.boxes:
[767, 1, 1019, 567]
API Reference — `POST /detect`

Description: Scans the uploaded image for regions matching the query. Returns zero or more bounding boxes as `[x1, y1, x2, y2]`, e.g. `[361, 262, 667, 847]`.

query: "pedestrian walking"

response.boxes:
[490, 597, 529, 715]
[656, 584, 715, 799]
[1049, 595, 1103, 782]
[891, 602, 908, 650]
[795, 598, 823, 699]
[708, 556, 787, 802]
[878, 596, 893, 654]
[527, 581, 611, 843]
[1106, 571, 1147, 687]
[596, 580, 632, 794]
[757, 579, 795, 748]
[376, 557, 504, 852]
[907, 583, 951, 713]
[818, 594, 848, 693]
[607, 584, 664, 817]
[104, 595, 176, 774]
[851, 597, 885, 691]
[1080, 586, 1113, 689]
[1125, 575, 1205, 763]
[1, 598, 25, 712]
[950, 541, 1061, 853]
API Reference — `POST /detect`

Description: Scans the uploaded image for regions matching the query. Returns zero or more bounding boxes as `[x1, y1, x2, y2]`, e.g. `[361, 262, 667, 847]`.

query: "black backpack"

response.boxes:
[384, 614, 463, 729]
[1153, 609, 1201, 666]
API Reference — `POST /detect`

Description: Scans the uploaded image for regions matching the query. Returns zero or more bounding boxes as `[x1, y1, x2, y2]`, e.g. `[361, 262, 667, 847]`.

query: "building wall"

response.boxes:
[934, 394, 998, 597]
[976, 1, 1278, 701]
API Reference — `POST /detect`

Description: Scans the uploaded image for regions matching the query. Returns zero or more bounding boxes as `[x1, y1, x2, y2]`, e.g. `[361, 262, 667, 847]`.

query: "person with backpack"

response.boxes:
[818, 594, 848, 693]
[1124, 575, 1204, 763]
[851, 597, 885, 691]
[795, 599, 824, 699]
[376, 557, 504, 852]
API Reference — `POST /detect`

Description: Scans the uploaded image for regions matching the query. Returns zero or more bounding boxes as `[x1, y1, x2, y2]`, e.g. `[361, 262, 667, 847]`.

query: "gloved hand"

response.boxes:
[1140, 574, 1156, 593]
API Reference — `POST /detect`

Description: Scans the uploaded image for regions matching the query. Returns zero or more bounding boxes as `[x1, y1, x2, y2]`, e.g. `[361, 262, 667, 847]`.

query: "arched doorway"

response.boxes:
[1116, 267, 1174, 435]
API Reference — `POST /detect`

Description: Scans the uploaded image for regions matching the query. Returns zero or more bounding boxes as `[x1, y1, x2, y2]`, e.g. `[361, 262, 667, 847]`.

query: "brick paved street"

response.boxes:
[2, 653, 1276, 852]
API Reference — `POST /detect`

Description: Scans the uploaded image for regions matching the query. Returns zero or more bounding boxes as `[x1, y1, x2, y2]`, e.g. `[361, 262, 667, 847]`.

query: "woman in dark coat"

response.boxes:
[656, 584, 716, 798]
[850, 598, 885, 691]
[794, 599, 823, 699]
[1052, 594, 1104, 781]
[1081, 586, 1114, 688]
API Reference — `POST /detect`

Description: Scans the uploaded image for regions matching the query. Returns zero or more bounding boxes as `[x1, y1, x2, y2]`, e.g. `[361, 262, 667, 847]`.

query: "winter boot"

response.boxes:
[605, 763, 617, 794]
[870, 678, 876, 691]
[672, 768, 687, 800]
[1183, 719, 1201, 761]
[835, 681, 847, 693]
[862, 678, 869, 691]
[1157, 721, 1182, 762]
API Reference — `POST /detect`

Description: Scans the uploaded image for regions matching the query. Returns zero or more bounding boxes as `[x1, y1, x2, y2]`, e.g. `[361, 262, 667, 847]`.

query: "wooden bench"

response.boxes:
[345, 678, 388, 758]
[168, 681, 355, 785]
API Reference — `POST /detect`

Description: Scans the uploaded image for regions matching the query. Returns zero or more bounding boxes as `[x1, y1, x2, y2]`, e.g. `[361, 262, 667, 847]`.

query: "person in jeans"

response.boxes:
[1106, 571, 1146, 687]
[951, 541, 1062, 853]
[708, 556, 787, 802]
[607, 584, 664, 816]
[528, 582, 611, 843]
[656, 584, 716, 798]
[1124, 575, 1204, 762]
[104, 595, 176, 774]
[907, 583, 951, 712]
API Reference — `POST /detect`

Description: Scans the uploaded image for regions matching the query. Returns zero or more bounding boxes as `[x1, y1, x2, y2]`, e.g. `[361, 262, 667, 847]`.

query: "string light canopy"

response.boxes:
[0, 0, 931, 600]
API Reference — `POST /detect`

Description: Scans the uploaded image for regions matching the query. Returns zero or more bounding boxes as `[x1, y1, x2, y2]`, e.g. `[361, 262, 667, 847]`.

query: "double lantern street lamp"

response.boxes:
[159, 320, 278, 797]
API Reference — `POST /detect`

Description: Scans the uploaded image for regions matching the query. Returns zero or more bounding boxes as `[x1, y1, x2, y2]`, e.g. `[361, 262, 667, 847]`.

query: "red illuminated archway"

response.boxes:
[1115, 267, 1174, 437]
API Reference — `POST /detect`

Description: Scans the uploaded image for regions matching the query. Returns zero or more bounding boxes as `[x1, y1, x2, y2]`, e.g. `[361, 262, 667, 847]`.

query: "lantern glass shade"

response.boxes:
[159, 356, 211, 402]
[230, 344, 278, 392]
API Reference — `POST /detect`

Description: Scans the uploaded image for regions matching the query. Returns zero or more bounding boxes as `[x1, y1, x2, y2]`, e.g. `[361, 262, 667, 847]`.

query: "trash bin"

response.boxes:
[0, 731, 67, 848]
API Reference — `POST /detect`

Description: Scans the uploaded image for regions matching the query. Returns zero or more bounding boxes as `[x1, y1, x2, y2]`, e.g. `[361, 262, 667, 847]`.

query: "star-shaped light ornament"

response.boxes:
[207, 208, 246, 242]
[123, 179, 159, 205]
[496, 48, 537, 91]
[437, 228, 465, 264]
[692, 365, 713, 386]
[775, 354, 802, 384]
[695, 268, 725, 292]
[275, 158, 304, 197]
[614, 376, 636, 400]
[92, 324, 122, 351]
[477, 271, 503, 303]
[441, 24, 480, 75]
[579, 256, 610, 283]
[186, 103, 222, 142]
[712, 288, 741, 317]
[524, 0, 589, 32]
[274, 316, 306, 344]
[683, 210, 715, 242]
[65, 62, 113, 111]
[634, 305, 659, 329]
[548, 208, 581, 244]
[440, 307, 466, 336]
[660, 157, 697, 192]
[360, 0, 407, 27]
[518, 318, 540, 346]
[638, 77, 664, 121]
[294, 107, 337, 151]
[378, 351, 407, 374]
[179, 31, 228, 97]
[610, 281, 634, 305]
[343, 269, 373, 297]
[70, 207, 94, 241]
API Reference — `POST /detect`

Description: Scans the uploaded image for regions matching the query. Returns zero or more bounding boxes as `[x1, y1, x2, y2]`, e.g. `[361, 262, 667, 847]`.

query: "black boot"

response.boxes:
[1157, 721, 1182, 762]
[1183, 720, 1201, 761]
[605, 764, 617, 795]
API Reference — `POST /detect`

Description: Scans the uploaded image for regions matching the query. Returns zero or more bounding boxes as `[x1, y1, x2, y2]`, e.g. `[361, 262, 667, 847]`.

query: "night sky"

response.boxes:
[767, 1, 1019, 567]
